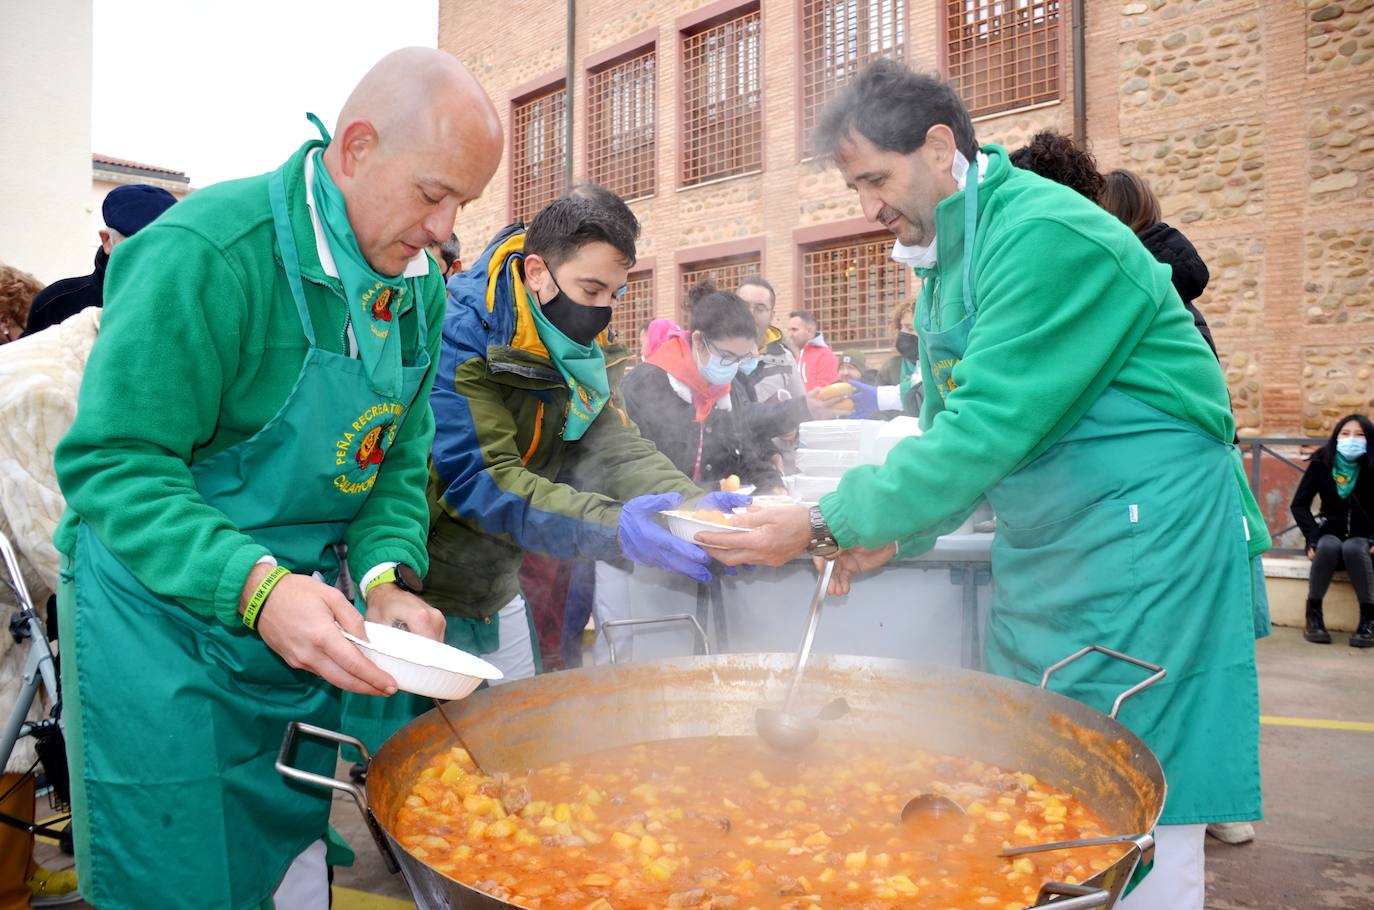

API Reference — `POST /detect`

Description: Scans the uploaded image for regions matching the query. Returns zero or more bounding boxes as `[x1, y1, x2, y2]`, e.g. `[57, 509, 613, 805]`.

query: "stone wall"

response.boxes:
[1306, 0, 1374, 73]
[1307, 97, 1374, 204]
[1093, 0, 1374, 437]
[1305, 227, 1374, 325]
[1303, 345, 1374, 433]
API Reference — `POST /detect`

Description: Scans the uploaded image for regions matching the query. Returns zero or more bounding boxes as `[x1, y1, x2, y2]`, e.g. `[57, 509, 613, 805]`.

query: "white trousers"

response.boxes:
[1116, 823, 1206, 910]
[591, 561, 634, 665]
[273, 838, 328, 910]
[483, 596, 538, 685]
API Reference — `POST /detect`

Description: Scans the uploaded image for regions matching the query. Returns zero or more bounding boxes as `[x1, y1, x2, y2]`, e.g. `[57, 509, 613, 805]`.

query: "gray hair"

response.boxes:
[814, 58, 978, 161]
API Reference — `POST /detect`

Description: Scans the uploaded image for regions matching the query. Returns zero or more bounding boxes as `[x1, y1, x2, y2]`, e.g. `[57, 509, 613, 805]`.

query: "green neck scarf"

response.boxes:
[1334, 453, 1360, 499]
[526, 291, 609, 442]
[307, 115, 407, 397]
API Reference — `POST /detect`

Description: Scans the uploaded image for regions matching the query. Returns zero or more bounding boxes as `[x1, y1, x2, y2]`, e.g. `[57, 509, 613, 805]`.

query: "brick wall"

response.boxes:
[441, 0, 1372, 436]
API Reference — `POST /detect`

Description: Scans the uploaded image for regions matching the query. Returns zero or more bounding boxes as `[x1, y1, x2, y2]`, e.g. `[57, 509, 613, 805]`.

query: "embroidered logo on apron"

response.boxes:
[334, 401, 404, 494]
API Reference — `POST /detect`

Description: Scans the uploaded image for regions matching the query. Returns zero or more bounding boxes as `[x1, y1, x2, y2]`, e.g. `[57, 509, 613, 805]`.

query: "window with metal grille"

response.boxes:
[679, 254, 762, 322]
[611, 270, 655, 353]
[587, 49, 656, 201]
[800, 235, 911, 348]
[944, 0, 1060, 118]
[800, 0, 906, 157]
[511, 85, 567, 224]
[681, 7, 763, 186]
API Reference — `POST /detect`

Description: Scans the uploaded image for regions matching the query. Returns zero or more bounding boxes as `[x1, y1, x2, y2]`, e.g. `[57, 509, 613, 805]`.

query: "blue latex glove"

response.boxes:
[618, 492, 714, 583]
[847, 381, 879, 419]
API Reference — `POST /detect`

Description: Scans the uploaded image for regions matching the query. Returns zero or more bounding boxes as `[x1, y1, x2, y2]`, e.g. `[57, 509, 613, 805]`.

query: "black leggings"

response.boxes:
[1309, 534, 1374, 603]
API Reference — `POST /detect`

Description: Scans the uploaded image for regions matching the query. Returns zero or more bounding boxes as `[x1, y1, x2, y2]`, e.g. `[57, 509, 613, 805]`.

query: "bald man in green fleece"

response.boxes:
[52, 49, 502, 910]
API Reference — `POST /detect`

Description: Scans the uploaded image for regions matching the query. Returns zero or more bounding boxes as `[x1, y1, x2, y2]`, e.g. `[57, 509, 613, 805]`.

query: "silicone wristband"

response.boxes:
[362, 567, 398, 600]
[242, 566, 289, 631]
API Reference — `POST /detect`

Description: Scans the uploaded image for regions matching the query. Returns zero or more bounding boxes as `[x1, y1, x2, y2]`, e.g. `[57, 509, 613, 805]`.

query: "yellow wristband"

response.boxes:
[242, 566, 289, 631]
[362, 567, 398, 600]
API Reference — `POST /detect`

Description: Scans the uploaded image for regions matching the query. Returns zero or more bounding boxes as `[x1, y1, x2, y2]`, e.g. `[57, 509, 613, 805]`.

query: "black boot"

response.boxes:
[1350, 604, 1374, 649]
[1304, 599, 1332, 644]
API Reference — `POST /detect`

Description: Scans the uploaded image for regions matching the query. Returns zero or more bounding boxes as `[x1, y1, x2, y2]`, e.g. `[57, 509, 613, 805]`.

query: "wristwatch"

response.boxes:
[365, 563, 425, 599]
[805, 505, 840, 559]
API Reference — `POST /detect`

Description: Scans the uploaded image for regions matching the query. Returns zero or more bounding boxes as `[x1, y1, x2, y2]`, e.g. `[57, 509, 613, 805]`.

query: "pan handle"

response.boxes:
[275, 721, 400, 874]
[1030, 882, 1111, 908]
[600, 613, 711, 663]
[1039, 645, 1166, 720]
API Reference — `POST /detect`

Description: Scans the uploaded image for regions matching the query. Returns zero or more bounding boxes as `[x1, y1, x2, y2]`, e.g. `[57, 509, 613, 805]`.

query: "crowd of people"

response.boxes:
[0, 45, 1368, 910]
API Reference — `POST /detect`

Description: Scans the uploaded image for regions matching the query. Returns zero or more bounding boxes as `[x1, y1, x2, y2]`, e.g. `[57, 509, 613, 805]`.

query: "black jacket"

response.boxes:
[25, 248, 107, 335]
[1291, 456, 1374, 546]
[1137, 222, 1218, 360]
[735, 335, 810, 441]
[622, 363, 783, 491]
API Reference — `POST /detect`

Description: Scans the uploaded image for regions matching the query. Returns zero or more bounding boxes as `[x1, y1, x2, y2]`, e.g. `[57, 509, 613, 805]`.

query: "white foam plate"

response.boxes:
[341, 621, 502, 700]
[661, 509, 747, 548]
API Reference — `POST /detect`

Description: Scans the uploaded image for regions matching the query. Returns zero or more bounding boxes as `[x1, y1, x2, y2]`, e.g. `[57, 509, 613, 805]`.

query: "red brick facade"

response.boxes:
[440, 0, 1374, 435]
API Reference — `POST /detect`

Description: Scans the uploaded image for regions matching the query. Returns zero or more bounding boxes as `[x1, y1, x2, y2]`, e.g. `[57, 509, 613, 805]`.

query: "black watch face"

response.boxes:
[396, 563, 424, 594]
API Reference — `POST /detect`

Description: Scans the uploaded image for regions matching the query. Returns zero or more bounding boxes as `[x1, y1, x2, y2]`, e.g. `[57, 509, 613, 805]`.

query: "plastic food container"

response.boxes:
[786, 474, 842, 501]
[341, 621, 503, 700]
[660, 509, 747, 547]
[795, 448, 862, 477]
[798, 419, 868, 450]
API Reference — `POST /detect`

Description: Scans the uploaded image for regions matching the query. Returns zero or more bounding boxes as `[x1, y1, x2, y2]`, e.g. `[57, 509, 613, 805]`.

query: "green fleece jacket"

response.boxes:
[820, 145, 1262, 554]
[53, 141, 445, 626]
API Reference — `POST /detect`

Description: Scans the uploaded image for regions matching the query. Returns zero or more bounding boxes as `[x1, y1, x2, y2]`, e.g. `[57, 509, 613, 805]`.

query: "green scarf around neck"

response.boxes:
[1334, 453, 1360, 499]
[306, 114, 408, 397]
[526, 291, 609, 442]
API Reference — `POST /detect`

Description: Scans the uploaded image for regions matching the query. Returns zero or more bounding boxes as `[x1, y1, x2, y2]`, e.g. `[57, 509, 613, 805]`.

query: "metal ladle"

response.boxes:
[900, 794, 967, 824]
[755, 559, 835, 752]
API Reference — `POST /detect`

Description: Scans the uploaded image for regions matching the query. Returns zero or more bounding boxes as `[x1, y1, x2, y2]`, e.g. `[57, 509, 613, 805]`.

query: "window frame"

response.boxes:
[508, 73, 568, 225]
[794, 222, 914, 350]
[796, 0, 908, 160]
[677, 0, 766, 189]
[938, 0, 1065, 120]
[585, 37, 659, 202]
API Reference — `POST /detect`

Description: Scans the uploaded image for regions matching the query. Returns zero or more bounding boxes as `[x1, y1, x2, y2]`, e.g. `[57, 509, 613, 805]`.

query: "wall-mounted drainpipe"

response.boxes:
[1072, 0, 1087, 145]
[565, 0, 576, 190]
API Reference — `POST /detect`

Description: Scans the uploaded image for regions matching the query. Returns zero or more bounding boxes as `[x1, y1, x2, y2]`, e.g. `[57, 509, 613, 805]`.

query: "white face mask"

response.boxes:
[889, 149, 982, 270]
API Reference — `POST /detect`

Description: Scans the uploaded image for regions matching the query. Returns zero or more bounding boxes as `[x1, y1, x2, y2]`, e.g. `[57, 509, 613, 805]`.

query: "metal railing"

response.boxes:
[1238, 436, 1326, 557]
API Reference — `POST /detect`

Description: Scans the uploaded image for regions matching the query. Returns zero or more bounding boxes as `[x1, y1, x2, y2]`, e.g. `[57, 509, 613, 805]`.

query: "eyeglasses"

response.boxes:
[703, 337, 760, 368]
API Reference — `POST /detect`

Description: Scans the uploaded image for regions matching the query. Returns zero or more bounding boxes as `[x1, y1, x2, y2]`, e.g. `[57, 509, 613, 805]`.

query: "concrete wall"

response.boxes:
[0, 0, 94, 284]
[440, 0, 1374, 436]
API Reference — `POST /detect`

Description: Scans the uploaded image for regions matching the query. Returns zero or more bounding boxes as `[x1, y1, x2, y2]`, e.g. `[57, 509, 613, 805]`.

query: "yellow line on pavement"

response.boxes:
[1261, 714, 1374, 732]
[333, 885, 414, 909]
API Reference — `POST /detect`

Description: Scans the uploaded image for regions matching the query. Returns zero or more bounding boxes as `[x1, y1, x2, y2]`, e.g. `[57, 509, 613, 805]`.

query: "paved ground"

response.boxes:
[32, 625, 1374, 908]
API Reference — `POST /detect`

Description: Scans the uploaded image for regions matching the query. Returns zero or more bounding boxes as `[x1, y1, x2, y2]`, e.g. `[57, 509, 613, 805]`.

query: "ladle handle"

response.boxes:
[1039, 645, 1166, 720]
[600, 613, 711, 663]
[275, 721, 400, 874]
[1000, 831, 1156, 860]
[1030, 882, 1111, 909]
[783, 560, 835, 713]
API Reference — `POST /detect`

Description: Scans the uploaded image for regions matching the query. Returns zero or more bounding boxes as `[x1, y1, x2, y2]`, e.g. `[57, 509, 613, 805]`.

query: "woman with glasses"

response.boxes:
[621, 282, 784, 494]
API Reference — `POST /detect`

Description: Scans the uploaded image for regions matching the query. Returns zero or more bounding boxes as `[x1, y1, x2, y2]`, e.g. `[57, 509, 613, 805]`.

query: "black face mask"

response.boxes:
[896, 330, 919, 362]
[540, 280, 613, 347]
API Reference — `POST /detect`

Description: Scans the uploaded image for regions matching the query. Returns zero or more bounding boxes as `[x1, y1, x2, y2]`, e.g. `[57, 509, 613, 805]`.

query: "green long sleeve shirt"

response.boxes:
[821, 146, 1242, 554]
[54, 142, 445, 625]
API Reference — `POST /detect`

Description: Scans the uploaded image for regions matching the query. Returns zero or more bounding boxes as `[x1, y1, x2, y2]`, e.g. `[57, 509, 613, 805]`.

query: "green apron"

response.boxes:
[57, 156, 431, 910]
[919, 167, 1263, 827]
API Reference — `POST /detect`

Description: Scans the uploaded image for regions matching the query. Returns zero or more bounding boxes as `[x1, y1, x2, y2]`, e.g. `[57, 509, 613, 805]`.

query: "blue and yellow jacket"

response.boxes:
[425, 223, 699, 618]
